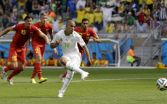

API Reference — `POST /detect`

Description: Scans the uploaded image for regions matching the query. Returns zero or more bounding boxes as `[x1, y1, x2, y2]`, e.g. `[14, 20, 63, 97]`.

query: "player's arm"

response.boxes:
[37, 29, 50, 45]
[50, 39, 62, 48]
[50, 33, 62, 48]
[77, 33, 92, 65]
[0, 26, 14, 37]
[82, 45, 92, 66]
[92, 35, 101, 42]
[90, 29, 101, 42]
[53, 48, 58, 55]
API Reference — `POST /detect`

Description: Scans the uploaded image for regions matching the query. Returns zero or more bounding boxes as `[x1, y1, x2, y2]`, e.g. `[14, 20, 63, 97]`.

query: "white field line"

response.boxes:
[71, 77, 156, 83]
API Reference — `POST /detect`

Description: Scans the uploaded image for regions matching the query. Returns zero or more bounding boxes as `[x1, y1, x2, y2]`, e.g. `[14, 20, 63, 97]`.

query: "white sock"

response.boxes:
[59, 70, 74, 93]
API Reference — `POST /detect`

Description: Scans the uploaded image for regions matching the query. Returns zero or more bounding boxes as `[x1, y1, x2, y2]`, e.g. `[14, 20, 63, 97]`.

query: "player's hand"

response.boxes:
[50, 39, 62, 48]
[93, 38, 101, 43]
[53, 48, 58, 55]
[55, 39, 62, 44]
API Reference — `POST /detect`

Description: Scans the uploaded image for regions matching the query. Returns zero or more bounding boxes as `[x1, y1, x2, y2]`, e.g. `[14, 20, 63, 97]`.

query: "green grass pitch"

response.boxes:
[1, 68, 167, 104]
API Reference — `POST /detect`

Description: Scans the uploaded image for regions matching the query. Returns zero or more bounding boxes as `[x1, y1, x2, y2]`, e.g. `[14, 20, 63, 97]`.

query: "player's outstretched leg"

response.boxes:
[58, 70, 74, 98]
[39, 77, 48, 84]
[7, 78, 14, 85]
[7, 67, 23, 85]
[34, 62, 47, 84]
[31, 69, 37, 84]
[59, 71, 67, 82]
[31, 78, 37, 84]
[66, 63, 89, 80]
[0, 64, 15, 80]
[81, 71, 89, 80]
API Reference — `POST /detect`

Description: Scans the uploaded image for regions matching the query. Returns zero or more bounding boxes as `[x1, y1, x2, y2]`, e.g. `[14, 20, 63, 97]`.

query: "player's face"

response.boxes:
[67, 21, 75, 34]
[82, 20, 89, 29]
[25, 18, 32, 27]
[40, 13, 47, 22]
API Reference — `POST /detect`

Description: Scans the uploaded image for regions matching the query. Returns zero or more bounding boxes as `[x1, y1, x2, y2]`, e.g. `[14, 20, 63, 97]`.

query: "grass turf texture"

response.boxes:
[1, 68, 167, 104]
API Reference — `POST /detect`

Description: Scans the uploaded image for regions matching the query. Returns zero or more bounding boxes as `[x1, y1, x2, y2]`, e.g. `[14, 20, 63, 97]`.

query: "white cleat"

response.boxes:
[7, 79, 14, 85]
[1, 66, 7, 80]
[58, 90, 64, 98]
[81, 72, 89, 80]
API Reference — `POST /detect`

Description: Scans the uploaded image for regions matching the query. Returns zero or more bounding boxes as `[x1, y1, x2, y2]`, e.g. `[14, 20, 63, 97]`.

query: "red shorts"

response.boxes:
[8, 46, 26, 64]
[32, 43, 45, 57]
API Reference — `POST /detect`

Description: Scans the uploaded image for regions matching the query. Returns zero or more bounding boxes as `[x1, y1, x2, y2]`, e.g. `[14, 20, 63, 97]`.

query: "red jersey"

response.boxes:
[75, 27, 97, 54]
[11, 23, 39, 48]
[32, 22, 52, 45]
[74, 27, 97, 44]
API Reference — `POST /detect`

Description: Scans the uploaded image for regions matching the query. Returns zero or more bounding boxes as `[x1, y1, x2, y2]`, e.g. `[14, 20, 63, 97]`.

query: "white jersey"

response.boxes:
[51, 30, 85, 56]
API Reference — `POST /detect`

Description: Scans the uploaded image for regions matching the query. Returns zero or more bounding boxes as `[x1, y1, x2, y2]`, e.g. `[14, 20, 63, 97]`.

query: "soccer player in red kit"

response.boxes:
[0, 16, 50, 85]
[31, 12, 53, 84]
[75, 18, 100, 55]
[60, 18, 100, 79]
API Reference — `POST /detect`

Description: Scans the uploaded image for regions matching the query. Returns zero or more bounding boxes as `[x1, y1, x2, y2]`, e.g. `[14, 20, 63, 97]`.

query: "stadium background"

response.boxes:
[2, 1, 167, 104]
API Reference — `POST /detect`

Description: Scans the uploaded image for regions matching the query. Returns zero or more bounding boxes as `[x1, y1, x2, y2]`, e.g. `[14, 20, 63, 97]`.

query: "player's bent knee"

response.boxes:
[66, 70, 74, 80]
[66, 62, 73, 71]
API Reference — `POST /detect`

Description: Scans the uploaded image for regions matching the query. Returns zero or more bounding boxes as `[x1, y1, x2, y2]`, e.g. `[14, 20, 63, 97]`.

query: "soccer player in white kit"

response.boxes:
[50, 20, 91, 98]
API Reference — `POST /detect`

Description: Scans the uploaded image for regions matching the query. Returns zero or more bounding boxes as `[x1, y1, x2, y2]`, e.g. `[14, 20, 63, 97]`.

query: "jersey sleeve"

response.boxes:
[51, 31, 61, 43]
[89, 28, 97, 38]
[13, 24, 18, 31]
[76, 32, 85, 47]
[31, 25, 40, 34]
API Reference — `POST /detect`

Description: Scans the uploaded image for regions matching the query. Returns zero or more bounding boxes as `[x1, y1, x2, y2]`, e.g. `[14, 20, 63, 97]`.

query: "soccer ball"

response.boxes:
[156, 78, 167, 91]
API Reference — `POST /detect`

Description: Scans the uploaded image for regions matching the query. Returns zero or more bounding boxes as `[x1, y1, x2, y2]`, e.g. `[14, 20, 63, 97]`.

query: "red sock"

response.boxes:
[7, 67, 23, 80]
[4, 64, 14, 72]
[62, 71, 67, 78]
[31, 69, 37, 79]
[34, 62, 42, 80]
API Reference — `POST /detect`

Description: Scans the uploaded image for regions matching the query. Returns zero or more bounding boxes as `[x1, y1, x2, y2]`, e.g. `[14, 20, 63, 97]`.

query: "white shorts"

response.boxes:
[62, 54, 81, 68]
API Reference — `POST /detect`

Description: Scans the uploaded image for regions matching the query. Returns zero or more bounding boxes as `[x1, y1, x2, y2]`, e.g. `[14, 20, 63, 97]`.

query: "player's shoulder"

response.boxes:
[33, 22, 40, 26]
[56, 30, 64, 35]
[16, 23, 24, 27]
[55, 30, 64, 38]
[87, 27, 94, 31]
[46, 22, 52, 26]
[47, 22, 53, 29]
[73, 31, 82, 37]
[14, 23, 24, 29]
[87, 27, 97, 35]
[31, 24, 39, 30]
[57, 29, 64, 33]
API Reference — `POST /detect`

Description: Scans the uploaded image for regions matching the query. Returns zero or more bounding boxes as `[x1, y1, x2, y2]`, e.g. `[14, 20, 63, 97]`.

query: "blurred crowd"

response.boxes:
[0, 0, 167, 34]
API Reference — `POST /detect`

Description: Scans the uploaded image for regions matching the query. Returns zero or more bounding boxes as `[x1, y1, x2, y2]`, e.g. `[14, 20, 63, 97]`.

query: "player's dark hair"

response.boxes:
[39, 11, 46, 17]
[82, 18, 89, 22]
[24, 15, 32, 21]
[66, 18, 73, 25]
